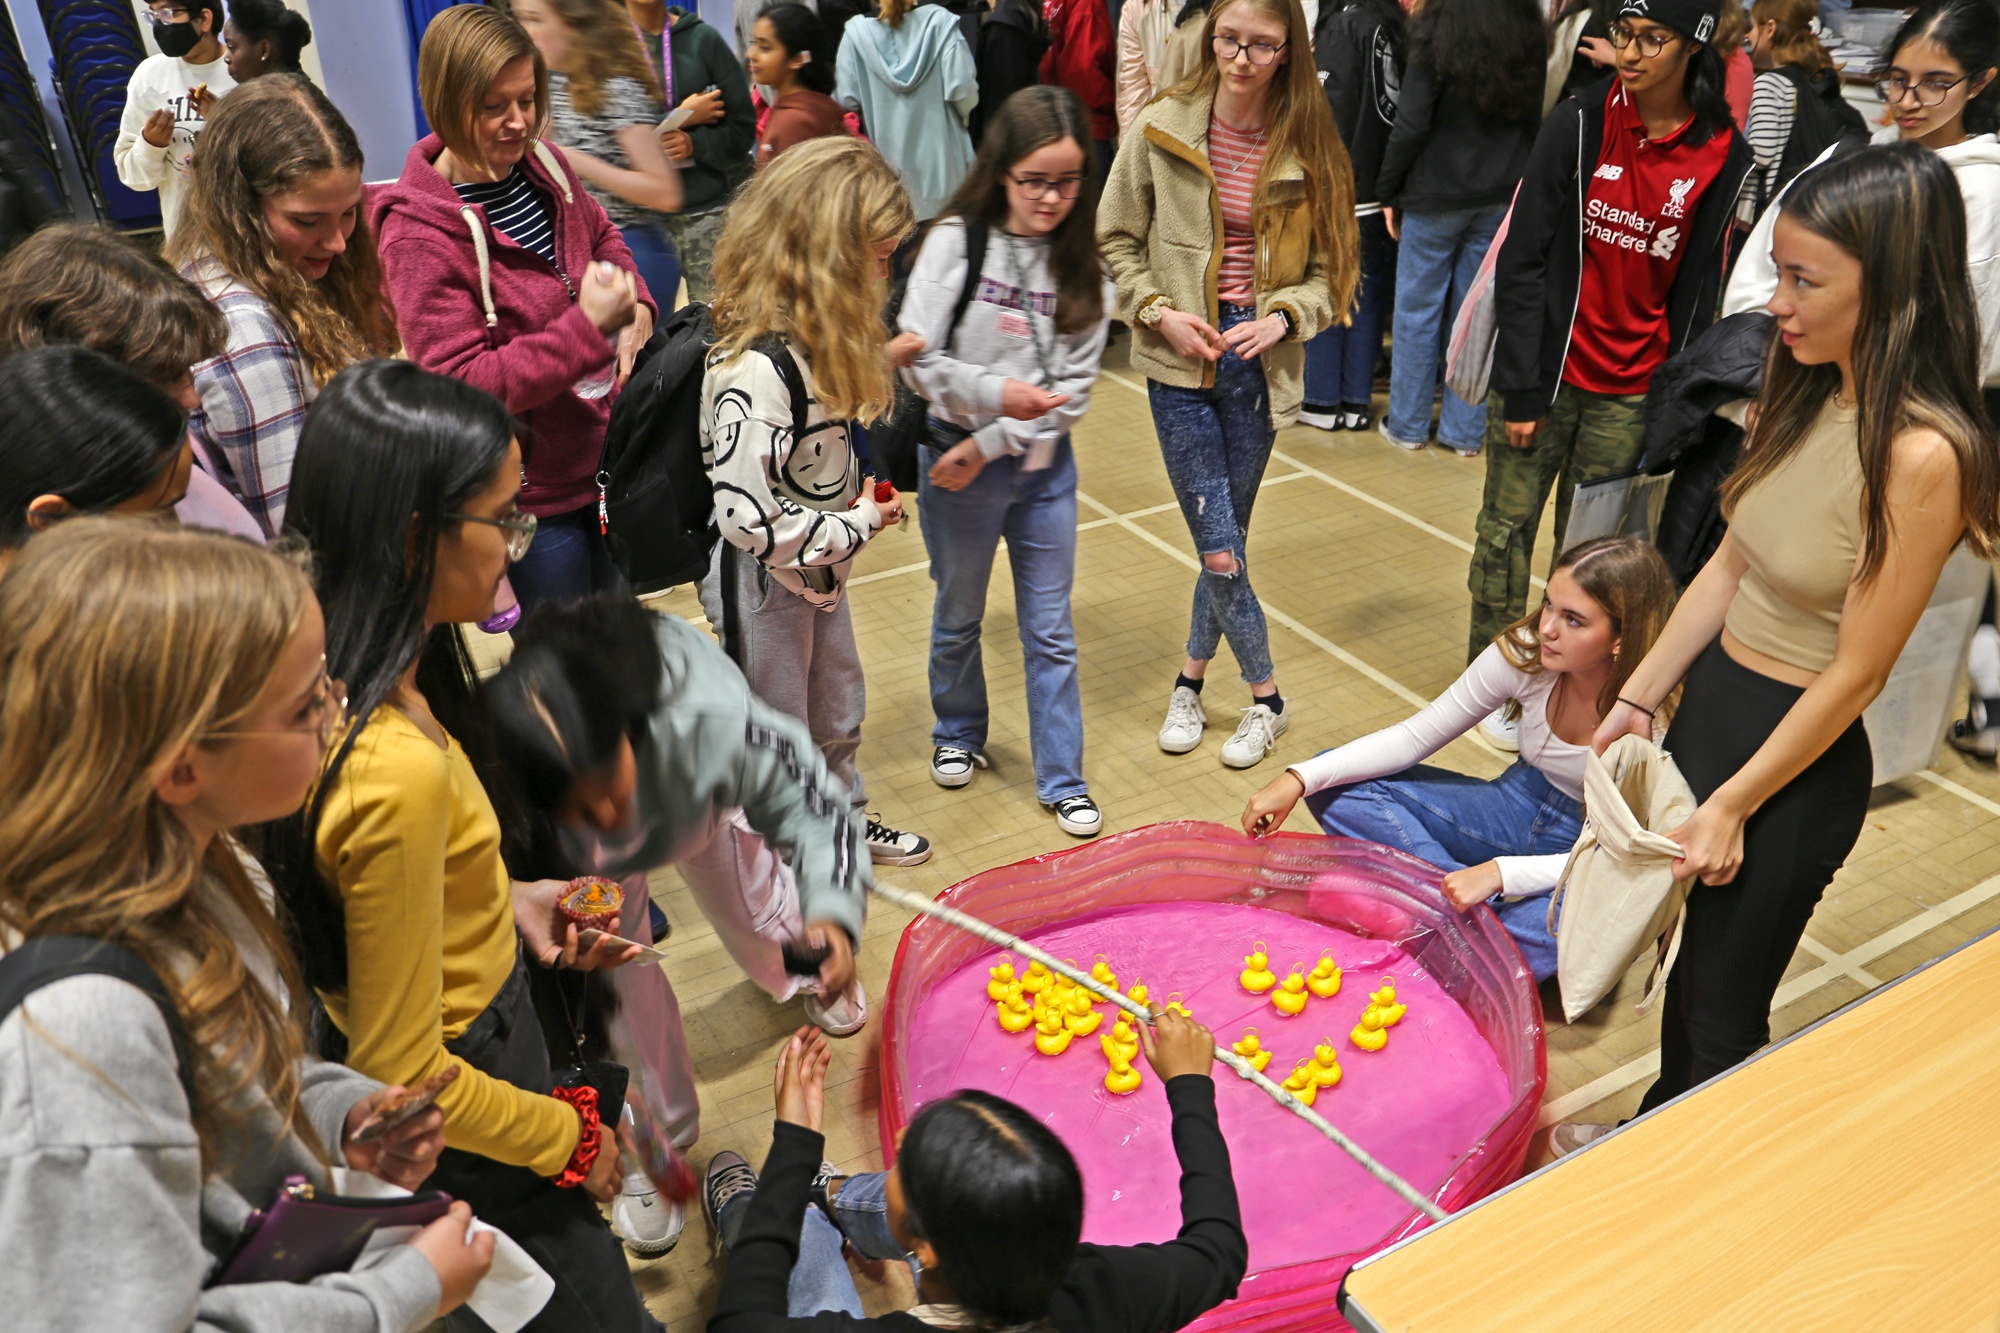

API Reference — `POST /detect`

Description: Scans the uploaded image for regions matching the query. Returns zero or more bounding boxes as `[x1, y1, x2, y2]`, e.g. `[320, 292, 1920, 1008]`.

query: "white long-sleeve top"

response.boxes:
[112, 51, 235, 238]
[1288, 645, 1589, 896]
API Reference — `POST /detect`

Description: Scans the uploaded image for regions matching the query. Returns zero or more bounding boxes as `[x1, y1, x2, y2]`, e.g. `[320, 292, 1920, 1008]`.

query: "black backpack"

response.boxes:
[0, 936, 195, 1110]
[867, 220, 990, 492]
[597, 304, 809, 595]
[1756, 65, 1869, 216]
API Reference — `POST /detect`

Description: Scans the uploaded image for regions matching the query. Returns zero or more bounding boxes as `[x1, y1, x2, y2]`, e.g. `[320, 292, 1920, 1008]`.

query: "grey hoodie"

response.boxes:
[835, 5, 978, 219]
[596, 612, 871, 946]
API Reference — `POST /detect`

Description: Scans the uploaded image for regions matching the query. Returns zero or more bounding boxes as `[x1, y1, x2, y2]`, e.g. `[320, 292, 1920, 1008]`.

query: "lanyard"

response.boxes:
[1001, 233, 1055, 388]
[640, 11, 674, 107]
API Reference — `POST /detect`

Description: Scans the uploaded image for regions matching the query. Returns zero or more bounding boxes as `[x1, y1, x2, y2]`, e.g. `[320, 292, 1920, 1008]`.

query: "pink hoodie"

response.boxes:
[369, 134, 655, 516]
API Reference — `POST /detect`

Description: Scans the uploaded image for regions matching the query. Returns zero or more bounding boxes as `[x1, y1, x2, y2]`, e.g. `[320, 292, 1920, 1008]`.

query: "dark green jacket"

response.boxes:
[667, 8, 755, 213]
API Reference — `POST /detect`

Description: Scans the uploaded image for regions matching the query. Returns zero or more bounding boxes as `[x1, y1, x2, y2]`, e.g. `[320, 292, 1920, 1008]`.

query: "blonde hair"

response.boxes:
[709, 137, 916, 422]
[0, 519, 319, 1166]
[1495, 537, 1681, 724]
[1166, 0, 1359, 315]
[166, 76, 399, 387]
[419, 4, 550, 171]
[502, 0, 660, 114]
[1750, 0, 1834, 72]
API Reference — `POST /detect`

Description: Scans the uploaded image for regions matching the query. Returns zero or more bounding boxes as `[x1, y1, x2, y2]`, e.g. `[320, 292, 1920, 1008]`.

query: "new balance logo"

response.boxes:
[1593, 164, 1625, 181]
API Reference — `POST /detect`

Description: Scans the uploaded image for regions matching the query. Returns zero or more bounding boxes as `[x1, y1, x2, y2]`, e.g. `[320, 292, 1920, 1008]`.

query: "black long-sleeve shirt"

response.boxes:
[708, 1075, 1248, 1333]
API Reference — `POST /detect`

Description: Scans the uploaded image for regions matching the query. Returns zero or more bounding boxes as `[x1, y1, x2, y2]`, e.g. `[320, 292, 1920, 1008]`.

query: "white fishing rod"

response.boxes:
[867, 879, 1450, 1225]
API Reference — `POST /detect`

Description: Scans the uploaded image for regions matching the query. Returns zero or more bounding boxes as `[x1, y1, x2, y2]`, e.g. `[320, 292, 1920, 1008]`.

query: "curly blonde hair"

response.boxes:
[708, 137, 916, 422]
[0, 519, 321, 1167]
[167, 76, 398, 386]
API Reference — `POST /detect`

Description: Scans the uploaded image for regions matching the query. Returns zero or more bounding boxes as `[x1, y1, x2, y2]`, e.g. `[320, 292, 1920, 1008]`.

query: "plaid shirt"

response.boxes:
[183, 256, 315, 537]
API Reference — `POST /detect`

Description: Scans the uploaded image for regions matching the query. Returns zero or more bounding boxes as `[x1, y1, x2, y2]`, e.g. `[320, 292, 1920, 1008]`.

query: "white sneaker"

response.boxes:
[1221, 702, 1289, 769]
[613, 1173, 687, 1256]
[1479, 706, 1520, 752]
[864, 817, 931, 866]
[930, 746, 988, 788]
[1549, 1122, 1617, 1158]
[1046, 794, 1103, 837]
[1159, 685, 1207, 753]
[1377, 422, 1426, 451]
[804, 978, 869, 1037]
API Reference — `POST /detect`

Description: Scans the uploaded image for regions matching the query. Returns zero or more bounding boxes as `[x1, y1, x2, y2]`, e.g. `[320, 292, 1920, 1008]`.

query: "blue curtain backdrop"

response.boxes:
[403, 0, 476, 138]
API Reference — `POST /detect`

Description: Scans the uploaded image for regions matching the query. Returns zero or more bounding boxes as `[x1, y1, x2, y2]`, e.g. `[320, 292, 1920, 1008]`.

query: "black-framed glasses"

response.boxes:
[143, 5, 194, 24]
[450, 509, 538, 562]
[205, 668, 349, 750]
[1009, 172, 1086, 201]
[1211, 33, 1288, 65]
[1876, 72, 1971, 107]
[1607, 22, 1681, 57]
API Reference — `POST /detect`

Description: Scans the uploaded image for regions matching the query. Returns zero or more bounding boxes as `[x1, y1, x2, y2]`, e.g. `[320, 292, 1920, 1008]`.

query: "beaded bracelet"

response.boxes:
[550, 1084, 602, 1189]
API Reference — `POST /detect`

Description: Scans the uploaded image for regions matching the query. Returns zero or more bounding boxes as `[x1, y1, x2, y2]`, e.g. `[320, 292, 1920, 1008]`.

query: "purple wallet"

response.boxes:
[211, 1175, 454, 1286]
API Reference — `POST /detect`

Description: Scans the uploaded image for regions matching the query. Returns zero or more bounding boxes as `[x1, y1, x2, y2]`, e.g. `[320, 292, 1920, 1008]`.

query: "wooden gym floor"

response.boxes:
[477, 336, 2000, 1326]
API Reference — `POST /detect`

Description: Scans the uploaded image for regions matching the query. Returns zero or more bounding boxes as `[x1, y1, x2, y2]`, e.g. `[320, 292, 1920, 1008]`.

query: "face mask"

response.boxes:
[558, 805, 650, 878]
[154, 19, 203, 58]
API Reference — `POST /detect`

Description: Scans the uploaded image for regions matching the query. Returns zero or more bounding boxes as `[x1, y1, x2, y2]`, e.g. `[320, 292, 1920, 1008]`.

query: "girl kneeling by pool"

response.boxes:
[1241, 536, 1678, 980]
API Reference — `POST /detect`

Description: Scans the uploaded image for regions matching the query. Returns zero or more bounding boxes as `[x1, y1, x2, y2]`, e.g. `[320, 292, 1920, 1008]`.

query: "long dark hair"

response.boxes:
[1724, 143, 2000, 581]
[939, 85, 1105, 334]
[263, 359, 515, 993]
[899, 1090, 1084, 1330]
[228, 0, 314, 72]
[1885, 0, 2000, 135]
[1676, 30, 1736, 141]
[758, 3, 838, 95]
[1408, 0, 1545, 123]
[0, 347, 186, 548]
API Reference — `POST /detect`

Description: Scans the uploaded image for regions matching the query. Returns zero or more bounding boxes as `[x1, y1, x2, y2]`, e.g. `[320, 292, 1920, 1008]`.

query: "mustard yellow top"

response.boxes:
[1725, 400, 1865, 673]
[315, 705, 579, 1177]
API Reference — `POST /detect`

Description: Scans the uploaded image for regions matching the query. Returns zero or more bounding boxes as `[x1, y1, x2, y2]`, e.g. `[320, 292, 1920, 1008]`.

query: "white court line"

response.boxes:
[1916, 767, 2000, 819]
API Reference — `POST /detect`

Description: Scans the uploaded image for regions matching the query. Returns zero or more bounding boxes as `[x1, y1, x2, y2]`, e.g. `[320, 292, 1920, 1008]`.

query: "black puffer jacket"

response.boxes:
[1642, 310, 1775, 584]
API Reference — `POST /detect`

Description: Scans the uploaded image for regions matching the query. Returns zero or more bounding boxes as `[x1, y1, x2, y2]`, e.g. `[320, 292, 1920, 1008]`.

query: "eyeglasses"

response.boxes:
[1607, 22, 1682, 57]
[1211, 33, 1288, 66]
[1009, 172, 1086, 201]
[450, 509, 538, 562]
[1875, 73, 1971, 107]
[204, 669, 349, 750]
[143, 6, 193, 24]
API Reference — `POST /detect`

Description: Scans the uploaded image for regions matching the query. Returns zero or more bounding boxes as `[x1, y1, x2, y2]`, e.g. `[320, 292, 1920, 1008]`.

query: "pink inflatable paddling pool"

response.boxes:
[880, 823, 1546, 1332]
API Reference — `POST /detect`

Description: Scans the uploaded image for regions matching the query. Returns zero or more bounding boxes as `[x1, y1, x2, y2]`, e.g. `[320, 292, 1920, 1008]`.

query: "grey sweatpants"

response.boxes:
[701, 544, 868, 808]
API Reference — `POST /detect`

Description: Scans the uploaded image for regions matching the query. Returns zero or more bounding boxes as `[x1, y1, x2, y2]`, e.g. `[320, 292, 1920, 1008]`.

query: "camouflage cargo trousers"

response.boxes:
[660, 206, 727, 304]
[1465, 383, 1646, 660]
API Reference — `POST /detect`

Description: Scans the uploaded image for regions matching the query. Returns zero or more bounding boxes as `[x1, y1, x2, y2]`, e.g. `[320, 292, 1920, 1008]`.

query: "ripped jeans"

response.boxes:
[1148, 302, 1276, 684]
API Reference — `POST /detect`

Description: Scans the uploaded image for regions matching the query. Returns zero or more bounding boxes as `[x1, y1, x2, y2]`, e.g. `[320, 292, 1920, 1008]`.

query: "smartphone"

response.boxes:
[351, 1064, 460, 1143]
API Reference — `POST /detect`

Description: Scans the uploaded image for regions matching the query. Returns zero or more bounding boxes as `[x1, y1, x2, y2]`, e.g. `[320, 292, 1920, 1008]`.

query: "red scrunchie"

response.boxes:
[550, 1084, 602, 1189]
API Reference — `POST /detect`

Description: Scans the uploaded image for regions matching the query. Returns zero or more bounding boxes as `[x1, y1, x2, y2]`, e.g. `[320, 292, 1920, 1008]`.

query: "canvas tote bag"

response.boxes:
[1547, 734, 1697, 1022]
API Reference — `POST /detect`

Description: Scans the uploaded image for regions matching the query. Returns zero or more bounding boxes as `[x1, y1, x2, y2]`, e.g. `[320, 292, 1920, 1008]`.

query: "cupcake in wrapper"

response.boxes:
[559, 877, 624, 930]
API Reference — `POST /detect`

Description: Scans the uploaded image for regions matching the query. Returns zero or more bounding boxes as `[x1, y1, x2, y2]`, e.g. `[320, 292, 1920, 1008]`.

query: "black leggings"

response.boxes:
[1636, 640, 1872, 1114]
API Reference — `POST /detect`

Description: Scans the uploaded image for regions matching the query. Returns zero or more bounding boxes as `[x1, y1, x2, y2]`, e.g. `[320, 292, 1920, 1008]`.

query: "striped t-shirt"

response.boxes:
[453, 165, 559, 272]
[1208, 116, 1268, 303]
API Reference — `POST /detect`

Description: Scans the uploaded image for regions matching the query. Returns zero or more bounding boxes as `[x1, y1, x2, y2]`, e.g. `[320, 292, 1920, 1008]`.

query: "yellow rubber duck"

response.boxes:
[1022, 961, 1053, 995]
[1104, 1052, 1143, 1095]
[1350, 1008, 1388, 1052]
[1230, 1028, 1272, 1073]
[1051, 961, 1079, 1000]
[1306, 951, 1343, 1000]
[1163, 992, 1194, 1019]
[1034, 1006, 1073, 1056]
[1280, 1059, 1318, 1108]
[997, 991, 1034, 1033]
[1126, 979, 1148, 1007]
[1063, 988, 1102, 1037]
[1091, 957, 1119, 992]
[987, 957, 1018, 1002]
[1369, 977, 1408, 1027]
[1103, 1013, 1140, 1063]
[1270, 965, 1309, 1017]
[1238, 942, 1278, 994]
[1309, 1039, 1344, 1088]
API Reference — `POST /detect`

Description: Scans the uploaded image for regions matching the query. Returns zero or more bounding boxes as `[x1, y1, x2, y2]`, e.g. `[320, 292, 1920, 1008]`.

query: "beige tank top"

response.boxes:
[1724, 399, 1865, 672]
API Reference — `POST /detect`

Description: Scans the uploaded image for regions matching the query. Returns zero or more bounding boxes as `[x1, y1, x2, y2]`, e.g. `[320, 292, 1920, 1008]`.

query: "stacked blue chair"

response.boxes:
[37, 0, 158, 231]
[0, 6, 69, 214]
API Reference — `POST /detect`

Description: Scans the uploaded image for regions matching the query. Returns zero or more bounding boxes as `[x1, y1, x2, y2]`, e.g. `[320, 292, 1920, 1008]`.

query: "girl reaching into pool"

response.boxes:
[703, 1007, 1245, 1330]
[1240, 536, 1679, 981]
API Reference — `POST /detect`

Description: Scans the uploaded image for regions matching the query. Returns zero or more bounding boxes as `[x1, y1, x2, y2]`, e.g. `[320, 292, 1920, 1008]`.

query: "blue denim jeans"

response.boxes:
[918, 424, 1086, 803]
[826, 1170, 923, 1280]
[619, 221, 682, 313]
[716, 1188, 867, 1316]
[1149, 302, 1275, 684]
[1304, 212, 1396, 410]
[509, 505, 627, 615]
[1385, 203, 1508, 452]
[1307, 759, 1581, 980]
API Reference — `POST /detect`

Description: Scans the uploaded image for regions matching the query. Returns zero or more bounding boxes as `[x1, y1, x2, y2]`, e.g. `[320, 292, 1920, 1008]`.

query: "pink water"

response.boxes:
[902, 901, 1514, 1271]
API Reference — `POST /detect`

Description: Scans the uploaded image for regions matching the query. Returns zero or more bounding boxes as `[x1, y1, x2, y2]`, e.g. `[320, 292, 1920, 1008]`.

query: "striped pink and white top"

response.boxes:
[1208, 115, 1268, 304]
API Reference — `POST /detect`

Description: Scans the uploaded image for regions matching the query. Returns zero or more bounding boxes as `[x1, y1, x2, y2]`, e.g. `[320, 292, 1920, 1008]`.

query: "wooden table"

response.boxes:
[1339, 925, 2000, 1332]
